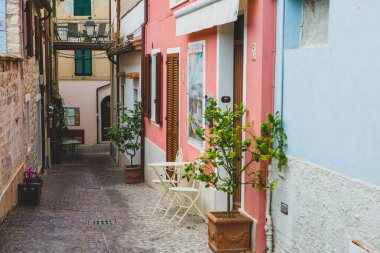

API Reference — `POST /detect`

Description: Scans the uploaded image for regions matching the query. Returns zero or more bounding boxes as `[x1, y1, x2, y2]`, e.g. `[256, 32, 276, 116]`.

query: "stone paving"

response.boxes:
[0, 145, 211, 253]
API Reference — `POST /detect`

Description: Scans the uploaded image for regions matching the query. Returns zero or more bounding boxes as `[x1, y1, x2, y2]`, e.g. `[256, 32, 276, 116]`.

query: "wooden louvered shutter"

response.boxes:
[143, 54, 152, 118]
[25, 1, 34, 57]
[155, 52, 163, 125]
[166, 53, 179, 162]
[34, 15, 41, 60]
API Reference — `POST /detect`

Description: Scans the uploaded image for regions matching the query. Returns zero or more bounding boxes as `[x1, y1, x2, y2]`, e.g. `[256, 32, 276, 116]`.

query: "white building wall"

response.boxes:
[120, 0, 144, 39]
[270, 158, 380, 253]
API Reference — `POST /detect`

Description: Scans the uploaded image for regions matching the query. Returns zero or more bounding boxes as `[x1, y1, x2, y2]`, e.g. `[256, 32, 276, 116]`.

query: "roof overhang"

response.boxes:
[173, 0, 239, 36]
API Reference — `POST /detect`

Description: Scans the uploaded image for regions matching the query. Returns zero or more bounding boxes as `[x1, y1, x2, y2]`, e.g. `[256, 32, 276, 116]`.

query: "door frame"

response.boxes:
[100, 95, 111, 142]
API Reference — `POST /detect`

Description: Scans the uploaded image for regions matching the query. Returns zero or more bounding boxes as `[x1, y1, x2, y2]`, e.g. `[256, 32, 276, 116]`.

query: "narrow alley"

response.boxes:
[0, 145, 209, 253]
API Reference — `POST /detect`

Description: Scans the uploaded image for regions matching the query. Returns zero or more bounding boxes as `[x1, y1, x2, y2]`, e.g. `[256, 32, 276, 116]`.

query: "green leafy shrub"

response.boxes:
[184, 99, 288, 217]
[106, 101, 142, 166]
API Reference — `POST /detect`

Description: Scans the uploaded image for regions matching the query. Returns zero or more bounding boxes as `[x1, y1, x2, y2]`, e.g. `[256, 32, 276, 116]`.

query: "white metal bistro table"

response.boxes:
[148, 162, 191, 217]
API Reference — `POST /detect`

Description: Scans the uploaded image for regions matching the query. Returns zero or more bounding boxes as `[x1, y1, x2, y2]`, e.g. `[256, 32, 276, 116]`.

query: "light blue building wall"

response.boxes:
[0, 0, 6, 54]
[274, 0, 380, 186]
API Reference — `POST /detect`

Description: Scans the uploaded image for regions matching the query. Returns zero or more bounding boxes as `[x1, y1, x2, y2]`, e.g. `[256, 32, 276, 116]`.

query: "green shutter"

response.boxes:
[75, 50, 83, 75]
[75, 50, 92, 76]
[84, 50, 92, 75]
[74, 0, 91, 16]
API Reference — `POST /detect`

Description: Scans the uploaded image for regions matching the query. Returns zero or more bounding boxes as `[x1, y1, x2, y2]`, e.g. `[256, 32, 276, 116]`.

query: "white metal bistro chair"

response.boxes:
[167, 169, 207, 225]
[149, 149, 187, 217]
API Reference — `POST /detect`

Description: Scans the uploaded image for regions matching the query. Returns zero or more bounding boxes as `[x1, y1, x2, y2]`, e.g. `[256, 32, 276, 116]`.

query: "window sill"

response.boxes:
[0, 54, 22, 62]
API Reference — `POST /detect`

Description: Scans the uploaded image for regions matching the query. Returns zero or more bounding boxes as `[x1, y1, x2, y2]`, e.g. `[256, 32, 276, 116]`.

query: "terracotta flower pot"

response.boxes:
[124, 165, 141, 184]
[207, 211, 253, 253]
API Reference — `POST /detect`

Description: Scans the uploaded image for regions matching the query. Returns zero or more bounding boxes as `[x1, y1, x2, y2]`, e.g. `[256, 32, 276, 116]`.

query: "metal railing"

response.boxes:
[54, 20, 112, 43]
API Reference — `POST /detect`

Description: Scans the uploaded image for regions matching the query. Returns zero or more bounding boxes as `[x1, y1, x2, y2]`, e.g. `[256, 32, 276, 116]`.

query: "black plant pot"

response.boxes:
[18, 183, 43, 206]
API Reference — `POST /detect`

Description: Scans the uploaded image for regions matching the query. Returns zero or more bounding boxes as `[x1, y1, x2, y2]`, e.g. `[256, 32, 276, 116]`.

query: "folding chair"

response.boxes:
[150, 148, 185, 217]
[96, 23, 109, 42]
[167, 170, 207, 225]
[67, 23, 79, 42]
[150, 164, 180, 216]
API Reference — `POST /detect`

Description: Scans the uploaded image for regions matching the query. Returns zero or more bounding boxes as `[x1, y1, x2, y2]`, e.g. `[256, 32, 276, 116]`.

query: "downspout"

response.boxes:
[266, 1, 286, 252]
[280, 0, 285, 120]
[140, 0, 148, 181]
[39, 5, 51, 171]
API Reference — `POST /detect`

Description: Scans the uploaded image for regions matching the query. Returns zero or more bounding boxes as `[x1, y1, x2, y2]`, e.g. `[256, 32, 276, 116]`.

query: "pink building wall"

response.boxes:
[145, 1, 276, 251]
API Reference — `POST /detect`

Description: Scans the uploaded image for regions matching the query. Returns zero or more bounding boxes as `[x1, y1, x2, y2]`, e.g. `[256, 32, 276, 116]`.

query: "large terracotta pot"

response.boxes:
[207, 211, 253, 253]
[124, 165, 141, 184]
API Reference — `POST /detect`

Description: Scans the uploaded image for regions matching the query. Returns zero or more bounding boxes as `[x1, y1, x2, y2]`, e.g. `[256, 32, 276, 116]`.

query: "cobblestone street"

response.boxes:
[0, 145, 210, 253]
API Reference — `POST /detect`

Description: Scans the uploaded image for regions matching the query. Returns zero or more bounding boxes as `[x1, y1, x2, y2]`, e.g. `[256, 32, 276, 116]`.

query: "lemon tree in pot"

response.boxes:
[107, 101, 142, 183]
[184, 99, 288, 253]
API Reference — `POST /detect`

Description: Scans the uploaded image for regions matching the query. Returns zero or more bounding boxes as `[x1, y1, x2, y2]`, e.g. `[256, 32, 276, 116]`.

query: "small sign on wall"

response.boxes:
[0, 0, 6, 54]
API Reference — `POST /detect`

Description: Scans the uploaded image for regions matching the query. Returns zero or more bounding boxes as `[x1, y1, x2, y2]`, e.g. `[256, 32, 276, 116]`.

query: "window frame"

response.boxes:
[75, 50, 92, 76]
[64, 107, 80, 126]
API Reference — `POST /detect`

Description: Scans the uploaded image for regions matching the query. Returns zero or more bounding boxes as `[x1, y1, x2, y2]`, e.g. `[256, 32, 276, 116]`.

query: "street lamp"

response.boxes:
[84, 16, 96, 38]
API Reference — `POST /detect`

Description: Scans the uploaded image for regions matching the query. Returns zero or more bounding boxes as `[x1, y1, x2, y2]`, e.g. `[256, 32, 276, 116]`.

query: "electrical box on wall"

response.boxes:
[251, 43, 257, 61]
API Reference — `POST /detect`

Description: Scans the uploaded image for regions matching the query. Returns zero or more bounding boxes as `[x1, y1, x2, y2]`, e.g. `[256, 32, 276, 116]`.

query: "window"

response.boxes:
[75, 50, 92, 76]
[0, 0, 6, 54]
[133, 79, 139, 103]
[34, 16, 41, 60]
[143, 52, 163, 125]
[301, 0, 329, 47]
[74, 0, 91, 16]
[25, 94, 31, 153]
[151, 52, 163, 124]
[64, 107, 80, 126]
[284, 0, 329, 49]
[25, 0, 34, 57]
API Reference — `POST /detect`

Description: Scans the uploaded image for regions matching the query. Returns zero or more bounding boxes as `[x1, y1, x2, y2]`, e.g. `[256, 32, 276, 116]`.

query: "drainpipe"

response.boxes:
[266, 1, 287, 252]
[280, 0, 286, 120]
[140, 0, 148, 182]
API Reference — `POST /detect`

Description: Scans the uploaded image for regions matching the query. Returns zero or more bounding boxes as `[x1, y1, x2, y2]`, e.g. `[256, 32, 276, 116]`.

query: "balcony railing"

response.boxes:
[54, 20, 112, 44]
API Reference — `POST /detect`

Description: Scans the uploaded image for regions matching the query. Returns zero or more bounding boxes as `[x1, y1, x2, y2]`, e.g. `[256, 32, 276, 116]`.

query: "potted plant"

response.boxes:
[49, 83, 68, 164]
[106, 101, 142, 183]
[18, 167, 43, 206]
[184, 99, 288, 253]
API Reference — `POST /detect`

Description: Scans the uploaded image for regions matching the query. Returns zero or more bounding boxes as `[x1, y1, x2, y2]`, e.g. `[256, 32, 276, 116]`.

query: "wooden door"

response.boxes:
[101, 96, 111, 141]
[166, 53, 180, 162]
[233, 15, 244, 210]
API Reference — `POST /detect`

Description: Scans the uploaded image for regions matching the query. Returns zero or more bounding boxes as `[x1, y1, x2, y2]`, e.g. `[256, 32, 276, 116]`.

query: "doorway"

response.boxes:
[166, 53, 180, 162]
[233, 15, 244, 210]
[101, 96, 111, 141]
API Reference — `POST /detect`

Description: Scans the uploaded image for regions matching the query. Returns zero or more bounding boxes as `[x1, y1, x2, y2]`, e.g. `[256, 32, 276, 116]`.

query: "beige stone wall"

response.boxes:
[56, 0, 110, 20]
[0, 58, 23, 222]
[22, 57, 41, 166]
[0, 0, 42, 220]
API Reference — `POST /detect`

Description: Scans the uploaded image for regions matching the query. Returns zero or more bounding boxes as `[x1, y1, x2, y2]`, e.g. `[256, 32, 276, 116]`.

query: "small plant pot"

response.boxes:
[18, 183, 43, 206]
[207, 211, 253, 253]
[124, 165, 141, 184]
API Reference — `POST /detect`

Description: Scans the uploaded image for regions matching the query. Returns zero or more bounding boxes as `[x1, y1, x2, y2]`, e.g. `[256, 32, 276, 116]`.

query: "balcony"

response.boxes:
[54, 19, 115, 51]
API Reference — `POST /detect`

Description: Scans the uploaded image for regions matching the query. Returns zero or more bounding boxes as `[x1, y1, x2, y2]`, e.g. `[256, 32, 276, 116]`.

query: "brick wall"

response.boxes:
[0, 57, 23, 221]
[23, 57, 40, 167]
